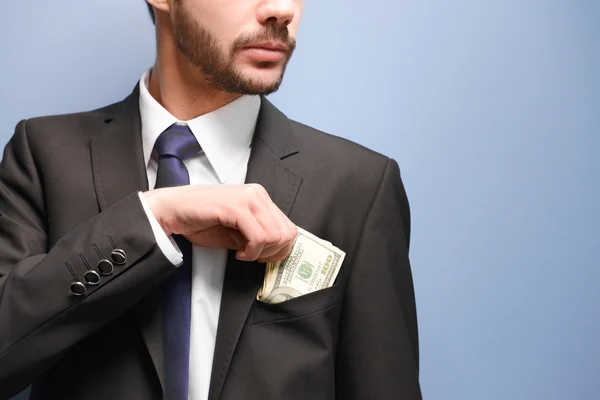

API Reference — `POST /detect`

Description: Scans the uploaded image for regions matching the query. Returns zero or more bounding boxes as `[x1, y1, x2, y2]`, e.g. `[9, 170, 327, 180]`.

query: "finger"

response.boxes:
[269, 206, 298, 250]
[257, 240, 294, 263]
[279, 207, 298, 244]
[253, 186, 298, 256]
[234, 209, 268, 261]
[256, 220, 297, 261]
[248, 189, 286, 258]
[256, 219, 291, 260]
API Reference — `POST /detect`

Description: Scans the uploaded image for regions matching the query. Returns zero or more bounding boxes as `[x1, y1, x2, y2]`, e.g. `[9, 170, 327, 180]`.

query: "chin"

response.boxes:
[239, 67, 285, 86]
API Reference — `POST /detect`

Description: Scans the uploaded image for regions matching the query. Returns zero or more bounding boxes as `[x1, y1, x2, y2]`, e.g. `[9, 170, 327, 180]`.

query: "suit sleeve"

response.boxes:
[335, 158, 421, 399]
[0, 120, 177, 399]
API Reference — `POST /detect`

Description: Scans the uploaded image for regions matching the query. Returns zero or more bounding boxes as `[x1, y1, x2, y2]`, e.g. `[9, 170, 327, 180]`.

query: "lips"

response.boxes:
[240, 42, 289, 63]
[243, 42, 288, 52]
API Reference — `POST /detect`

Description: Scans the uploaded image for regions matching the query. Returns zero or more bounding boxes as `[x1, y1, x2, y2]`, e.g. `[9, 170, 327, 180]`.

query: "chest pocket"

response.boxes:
[250, 282, 344, 325]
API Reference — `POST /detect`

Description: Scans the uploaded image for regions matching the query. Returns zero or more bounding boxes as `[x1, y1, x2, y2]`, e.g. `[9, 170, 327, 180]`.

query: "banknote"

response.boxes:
[257, 228, 346, 304]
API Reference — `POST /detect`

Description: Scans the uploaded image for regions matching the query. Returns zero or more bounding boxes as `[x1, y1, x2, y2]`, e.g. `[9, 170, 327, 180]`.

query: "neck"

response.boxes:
[148, 19, 242, 120]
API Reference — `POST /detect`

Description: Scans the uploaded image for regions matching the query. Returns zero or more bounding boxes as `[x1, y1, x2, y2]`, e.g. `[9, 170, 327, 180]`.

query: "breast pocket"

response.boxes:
[251, 282, 345, 325]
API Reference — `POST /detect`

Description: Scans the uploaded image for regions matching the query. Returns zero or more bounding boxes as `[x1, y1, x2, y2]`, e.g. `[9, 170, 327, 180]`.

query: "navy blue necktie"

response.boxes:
[154, 124, 201, 400]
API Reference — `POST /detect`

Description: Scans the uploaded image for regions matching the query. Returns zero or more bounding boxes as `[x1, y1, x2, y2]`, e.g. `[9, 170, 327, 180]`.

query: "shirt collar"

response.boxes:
[138, 69, 261, 183]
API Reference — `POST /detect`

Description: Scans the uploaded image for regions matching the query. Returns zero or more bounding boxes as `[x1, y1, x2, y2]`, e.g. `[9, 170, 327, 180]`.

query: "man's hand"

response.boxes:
[142, 184, 298, 262]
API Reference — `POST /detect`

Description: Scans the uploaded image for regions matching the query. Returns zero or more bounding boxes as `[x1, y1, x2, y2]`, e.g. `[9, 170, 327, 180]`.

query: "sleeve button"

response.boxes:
[70, 282, 87, 296]
[111, 249, 127, 265]
[97, 259, 114, 275]
[84, 270, 101, 285]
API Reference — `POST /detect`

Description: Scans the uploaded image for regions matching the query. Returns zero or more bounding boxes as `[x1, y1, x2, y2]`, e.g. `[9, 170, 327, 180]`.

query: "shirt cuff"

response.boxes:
[138, 192, 184, 266]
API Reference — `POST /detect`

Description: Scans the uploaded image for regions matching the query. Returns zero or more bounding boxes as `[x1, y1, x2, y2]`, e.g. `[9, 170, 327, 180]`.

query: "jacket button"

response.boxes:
[70, 282, 86, 296]
[97, 259, 114, 276]
[111, 249, 127, 265]
[84, 270, 101, 285]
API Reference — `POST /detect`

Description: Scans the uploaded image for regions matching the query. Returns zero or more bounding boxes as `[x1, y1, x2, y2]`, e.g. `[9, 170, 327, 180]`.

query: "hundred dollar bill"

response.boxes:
[257, 228, 346, 304]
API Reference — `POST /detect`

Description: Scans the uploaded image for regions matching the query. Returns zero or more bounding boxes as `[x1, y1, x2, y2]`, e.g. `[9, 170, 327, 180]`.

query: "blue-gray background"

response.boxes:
[1, 1, 598, 399]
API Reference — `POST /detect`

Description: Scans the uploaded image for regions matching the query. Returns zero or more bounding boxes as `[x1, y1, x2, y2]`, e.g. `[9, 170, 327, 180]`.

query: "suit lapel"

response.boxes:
[91, 87, 167, 394]
[208, 97, 303, 400]
[91, 87, 149, 209]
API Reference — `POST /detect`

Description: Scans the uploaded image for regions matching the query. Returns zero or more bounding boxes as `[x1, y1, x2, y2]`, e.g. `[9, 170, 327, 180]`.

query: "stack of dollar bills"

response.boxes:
[257, 228, 346, 304]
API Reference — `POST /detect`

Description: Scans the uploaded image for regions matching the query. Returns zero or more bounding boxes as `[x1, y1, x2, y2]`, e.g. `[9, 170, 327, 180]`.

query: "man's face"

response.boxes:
[171, 0, 302, 95]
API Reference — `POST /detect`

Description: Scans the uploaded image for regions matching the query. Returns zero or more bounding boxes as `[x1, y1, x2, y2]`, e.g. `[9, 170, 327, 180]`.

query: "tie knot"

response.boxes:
[154, 124, 201, 161]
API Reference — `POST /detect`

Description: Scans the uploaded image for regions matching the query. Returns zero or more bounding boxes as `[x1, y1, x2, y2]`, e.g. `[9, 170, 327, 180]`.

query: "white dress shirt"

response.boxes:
[136, 69, 261, 400]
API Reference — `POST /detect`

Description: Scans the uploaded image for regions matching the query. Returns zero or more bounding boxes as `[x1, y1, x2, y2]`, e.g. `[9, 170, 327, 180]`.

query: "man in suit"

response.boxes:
[0, 0, 421, 399]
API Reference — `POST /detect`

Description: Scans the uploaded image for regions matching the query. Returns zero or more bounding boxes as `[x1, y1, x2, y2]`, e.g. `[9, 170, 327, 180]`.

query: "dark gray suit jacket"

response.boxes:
[0, 88, 421, 400]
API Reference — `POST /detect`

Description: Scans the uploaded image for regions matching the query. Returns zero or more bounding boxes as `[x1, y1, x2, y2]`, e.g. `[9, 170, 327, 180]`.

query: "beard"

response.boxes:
[171, 2, 296, 95]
